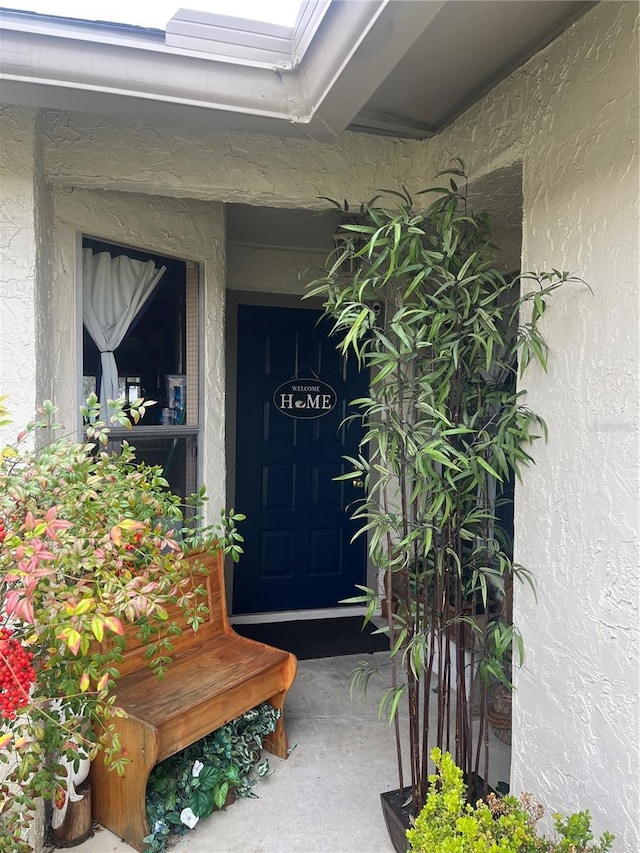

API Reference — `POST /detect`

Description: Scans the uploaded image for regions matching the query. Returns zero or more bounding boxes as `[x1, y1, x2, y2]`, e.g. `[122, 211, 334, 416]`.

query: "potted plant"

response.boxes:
[306, 161, 581, 850]
[0, 394, 243, 852]
[407, 748, 614, 853]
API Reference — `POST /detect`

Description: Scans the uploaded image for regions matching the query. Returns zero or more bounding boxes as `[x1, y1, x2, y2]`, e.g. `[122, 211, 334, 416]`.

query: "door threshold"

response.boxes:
[230, 605, 368, 625]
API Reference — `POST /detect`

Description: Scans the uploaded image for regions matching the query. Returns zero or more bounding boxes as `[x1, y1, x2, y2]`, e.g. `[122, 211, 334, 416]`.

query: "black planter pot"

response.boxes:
[380, 787, 413, 853]
[380, 775, 497, 852]
[467, 773, 496, 803]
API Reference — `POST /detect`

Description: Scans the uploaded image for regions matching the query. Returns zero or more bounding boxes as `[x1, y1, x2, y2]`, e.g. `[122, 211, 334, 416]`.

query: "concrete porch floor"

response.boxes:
[72, 652, 510, 853]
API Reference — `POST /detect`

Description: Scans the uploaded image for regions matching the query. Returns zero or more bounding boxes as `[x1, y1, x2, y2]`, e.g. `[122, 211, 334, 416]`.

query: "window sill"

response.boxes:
[106, 424, 200, 439]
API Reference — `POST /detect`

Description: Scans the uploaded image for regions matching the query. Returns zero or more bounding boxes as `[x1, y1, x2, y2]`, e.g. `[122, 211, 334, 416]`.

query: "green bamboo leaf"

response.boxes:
[485, 335, 494, 372]
[529, 335, 548, 371]
[456, 251, 478, 281]
[476, 456, 503, 482]
[379, 685, 407, 722]
[390, 628, 407, 657]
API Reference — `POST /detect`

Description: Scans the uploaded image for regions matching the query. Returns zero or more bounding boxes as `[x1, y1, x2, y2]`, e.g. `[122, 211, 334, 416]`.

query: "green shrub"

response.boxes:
[0, 394, 244, 850]
[407, 749, 614, 853]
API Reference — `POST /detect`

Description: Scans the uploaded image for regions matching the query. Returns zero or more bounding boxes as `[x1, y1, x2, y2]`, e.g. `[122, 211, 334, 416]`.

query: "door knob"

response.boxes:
[351, 479, 365, 489]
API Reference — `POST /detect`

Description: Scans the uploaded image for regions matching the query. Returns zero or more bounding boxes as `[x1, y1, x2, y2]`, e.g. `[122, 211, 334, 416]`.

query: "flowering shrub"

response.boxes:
[0, 394, 243, 851]
[407, 748, 614, 853]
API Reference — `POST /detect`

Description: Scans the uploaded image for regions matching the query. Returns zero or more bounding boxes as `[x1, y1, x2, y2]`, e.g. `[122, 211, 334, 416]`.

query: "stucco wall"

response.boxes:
[43, 112, 417, 209]
[427, 2, 638, 846]
[50, 188, 227, 508]
[514, 7, 638, 846]
[0, 106, 40, 441]
[34, 111, 55, 410]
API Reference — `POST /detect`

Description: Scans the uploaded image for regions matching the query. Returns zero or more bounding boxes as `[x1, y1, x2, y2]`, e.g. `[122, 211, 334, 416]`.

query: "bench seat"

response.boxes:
[117, 633, 294, 763]
[90, 550, 297, 851]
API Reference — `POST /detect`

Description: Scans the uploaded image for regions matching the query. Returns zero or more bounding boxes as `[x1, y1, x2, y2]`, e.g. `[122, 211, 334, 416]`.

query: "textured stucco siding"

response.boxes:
[0, 107, 39, 441]
[43, 114, 417, 209]
[50, 188, 226, 508]
[513, 6, 639, 845]
[428, 2, 638, 846]
[34, 110, 56, 414]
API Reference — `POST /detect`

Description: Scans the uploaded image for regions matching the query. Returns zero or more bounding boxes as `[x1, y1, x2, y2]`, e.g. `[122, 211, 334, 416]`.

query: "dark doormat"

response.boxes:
[233, 616, 389, 660]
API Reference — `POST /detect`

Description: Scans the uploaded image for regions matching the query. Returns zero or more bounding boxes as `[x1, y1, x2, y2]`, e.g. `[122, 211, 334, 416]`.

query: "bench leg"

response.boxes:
[263, 690, 292, 759]
[90, 714, 159, 853]
[263, 653, 297, 759]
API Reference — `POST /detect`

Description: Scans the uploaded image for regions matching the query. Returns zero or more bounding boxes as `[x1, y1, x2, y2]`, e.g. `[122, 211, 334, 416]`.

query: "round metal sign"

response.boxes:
[273, 379, 338, 419]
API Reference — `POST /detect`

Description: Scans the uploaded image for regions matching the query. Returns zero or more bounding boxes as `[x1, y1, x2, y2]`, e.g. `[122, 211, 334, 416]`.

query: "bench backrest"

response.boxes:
[114, 549, 229, 679]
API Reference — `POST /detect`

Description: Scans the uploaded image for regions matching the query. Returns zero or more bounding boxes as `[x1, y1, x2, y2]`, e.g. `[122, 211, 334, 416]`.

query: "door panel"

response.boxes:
[233, 305, 367, 614]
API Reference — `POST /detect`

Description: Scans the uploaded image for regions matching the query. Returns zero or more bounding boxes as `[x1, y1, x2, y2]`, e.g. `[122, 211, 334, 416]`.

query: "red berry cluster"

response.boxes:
[0, 628, 36, 721]
[0, 519, 6, 543]
[125, 531, 144, 553]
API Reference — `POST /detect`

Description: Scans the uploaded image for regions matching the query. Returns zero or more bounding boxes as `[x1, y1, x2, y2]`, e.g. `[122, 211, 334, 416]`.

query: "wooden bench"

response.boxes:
[90, 550, 297, 851]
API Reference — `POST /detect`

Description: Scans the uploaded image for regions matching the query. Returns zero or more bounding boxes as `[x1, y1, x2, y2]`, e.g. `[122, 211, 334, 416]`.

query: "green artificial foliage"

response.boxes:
[407, 748, 614, 853]
[144, 702, 280, 852]
[306, 161, 585, 815]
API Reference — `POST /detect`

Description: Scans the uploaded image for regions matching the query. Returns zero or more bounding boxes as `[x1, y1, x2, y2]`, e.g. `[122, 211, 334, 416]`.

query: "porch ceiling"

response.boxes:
[0, 0, 595, 140]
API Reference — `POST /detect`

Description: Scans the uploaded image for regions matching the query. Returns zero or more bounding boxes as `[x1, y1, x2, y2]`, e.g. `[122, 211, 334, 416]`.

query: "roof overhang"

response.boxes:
[0, 1, 596, 140]
[0, 1, 444, 140]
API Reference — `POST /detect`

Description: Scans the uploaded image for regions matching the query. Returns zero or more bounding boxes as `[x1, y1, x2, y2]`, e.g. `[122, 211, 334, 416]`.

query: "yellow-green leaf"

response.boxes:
[117, 519, 145, 531]
[74, 597, 94, 616]
[61, 628, 82, 656]
[91, 616, 105, 643]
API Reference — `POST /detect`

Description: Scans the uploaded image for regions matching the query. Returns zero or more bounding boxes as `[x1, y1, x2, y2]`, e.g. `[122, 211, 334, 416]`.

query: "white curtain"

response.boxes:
[82, 249, 166, 414]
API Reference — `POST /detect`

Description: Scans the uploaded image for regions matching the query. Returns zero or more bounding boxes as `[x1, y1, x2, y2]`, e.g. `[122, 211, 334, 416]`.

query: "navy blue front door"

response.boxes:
[233, 305, 368, 614]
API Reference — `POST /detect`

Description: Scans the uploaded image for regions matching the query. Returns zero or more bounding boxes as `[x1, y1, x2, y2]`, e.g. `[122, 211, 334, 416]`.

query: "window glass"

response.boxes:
[82, 238, 199, 498]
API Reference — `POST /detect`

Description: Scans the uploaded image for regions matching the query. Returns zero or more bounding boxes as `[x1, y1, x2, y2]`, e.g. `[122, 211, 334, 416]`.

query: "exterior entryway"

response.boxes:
[232, 304, 368, 614]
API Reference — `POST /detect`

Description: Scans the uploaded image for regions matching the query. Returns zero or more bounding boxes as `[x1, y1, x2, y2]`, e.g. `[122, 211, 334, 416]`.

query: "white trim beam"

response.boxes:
[297, 0, 446, 139]
[0, 2, 443, 140]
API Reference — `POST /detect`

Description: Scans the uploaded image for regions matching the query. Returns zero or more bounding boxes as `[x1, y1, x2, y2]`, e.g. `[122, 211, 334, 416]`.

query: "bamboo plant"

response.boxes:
[306, 161, 578, 817]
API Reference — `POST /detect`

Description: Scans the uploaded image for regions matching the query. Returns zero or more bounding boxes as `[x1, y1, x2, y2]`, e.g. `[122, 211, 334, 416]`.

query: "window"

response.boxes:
[82, 237, 200, 500]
